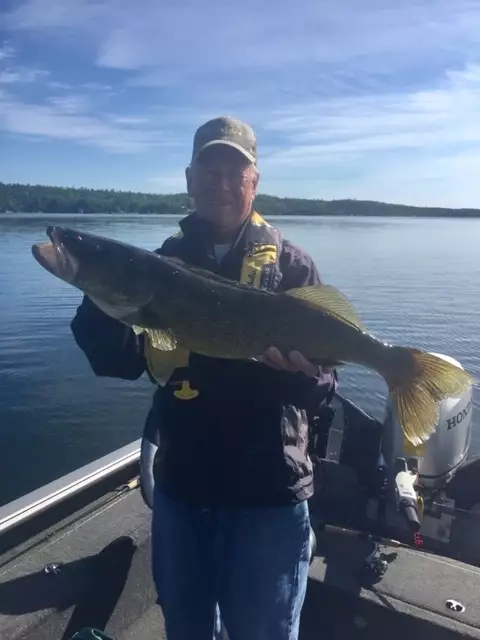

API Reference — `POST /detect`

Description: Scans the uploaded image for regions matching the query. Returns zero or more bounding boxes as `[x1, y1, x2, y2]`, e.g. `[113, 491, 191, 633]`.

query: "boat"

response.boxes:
[1, 351, 480, 639]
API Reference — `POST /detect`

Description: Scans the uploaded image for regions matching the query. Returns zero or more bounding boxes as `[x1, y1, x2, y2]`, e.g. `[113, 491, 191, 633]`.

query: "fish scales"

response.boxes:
[142, 256, 391, 366]
[31, 226, 476, 447]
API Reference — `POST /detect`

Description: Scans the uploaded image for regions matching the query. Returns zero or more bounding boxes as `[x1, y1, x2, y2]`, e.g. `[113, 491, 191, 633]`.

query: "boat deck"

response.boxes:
[2, 484, 480, 640]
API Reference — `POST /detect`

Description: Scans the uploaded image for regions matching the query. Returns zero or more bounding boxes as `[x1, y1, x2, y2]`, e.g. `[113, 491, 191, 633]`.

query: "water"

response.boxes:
[1, 214, 479, 508]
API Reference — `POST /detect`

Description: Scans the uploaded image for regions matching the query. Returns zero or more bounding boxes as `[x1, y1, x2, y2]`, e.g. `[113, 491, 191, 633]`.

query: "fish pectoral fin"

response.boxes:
[89, 296, 140, 321]
[132, 326, 177, 351]
[148, 344, 191, 385]
[283, 284, 366, 332]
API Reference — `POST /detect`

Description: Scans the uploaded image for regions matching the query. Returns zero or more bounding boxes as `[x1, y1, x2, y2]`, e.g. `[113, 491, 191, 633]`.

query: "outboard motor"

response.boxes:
[383, 352, 473, 536]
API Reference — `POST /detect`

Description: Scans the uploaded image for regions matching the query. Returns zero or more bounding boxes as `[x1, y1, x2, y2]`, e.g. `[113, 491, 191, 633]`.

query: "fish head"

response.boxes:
[32, 226, 154, 309]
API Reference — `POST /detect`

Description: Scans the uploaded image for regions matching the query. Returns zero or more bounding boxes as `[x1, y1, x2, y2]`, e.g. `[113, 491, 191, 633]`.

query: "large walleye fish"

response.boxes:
[32, 225, 475, 447]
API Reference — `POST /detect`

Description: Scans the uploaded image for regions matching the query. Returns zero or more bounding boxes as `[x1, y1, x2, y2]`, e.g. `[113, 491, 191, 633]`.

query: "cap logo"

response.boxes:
[223, 124, 241, 137]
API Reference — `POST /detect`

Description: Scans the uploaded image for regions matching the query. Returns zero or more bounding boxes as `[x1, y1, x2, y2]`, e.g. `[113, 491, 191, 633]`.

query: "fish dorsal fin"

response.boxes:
[133, 326, 177, 351]
[284, 284, 366, 332]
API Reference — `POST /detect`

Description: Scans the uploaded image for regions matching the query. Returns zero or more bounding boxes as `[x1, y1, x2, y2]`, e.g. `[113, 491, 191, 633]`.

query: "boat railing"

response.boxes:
[0, 439, 141, 539]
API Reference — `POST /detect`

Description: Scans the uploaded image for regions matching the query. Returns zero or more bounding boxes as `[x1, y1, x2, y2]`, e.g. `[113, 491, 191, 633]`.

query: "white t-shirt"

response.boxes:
[213, 243, 231, 263]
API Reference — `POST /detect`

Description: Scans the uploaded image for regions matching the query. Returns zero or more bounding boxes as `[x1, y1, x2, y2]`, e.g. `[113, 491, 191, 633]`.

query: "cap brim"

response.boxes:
[193, 139, 256, 164]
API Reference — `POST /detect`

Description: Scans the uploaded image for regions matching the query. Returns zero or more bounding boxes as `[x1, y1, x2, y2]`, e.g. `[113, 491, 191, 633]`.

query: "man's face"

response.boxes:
[186, 144, 259, 231]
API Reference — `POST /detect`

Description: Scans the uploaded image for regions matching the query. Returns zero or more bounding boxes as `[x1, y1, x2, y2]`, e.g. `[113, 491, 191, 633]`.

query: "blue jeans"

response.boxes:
[151, 489, 311, 640]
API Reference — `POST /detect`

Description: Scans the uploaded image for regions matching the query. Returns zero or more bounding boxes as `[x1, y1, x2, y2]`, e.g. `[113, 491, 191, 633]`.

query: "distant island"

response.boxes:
[1, 181, 479, 218]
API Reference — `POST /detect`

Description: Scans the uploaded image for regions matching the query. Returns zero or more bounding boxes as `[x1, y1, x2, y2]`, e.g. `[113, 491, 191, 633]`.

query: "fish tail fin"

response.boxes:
[384, 347, 476, 447]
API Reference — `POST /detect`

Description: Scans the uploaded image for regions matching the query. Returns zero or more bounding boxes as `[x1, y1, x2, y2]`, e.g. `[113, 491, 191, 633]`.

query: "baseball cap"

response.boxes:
[191, 116, 257, 165]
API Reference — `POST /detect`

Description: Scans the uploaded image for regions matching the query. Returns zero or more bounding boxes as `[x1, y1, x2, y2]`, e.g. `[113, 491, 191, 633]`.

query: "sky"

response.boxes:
[1, 0, 480, 208]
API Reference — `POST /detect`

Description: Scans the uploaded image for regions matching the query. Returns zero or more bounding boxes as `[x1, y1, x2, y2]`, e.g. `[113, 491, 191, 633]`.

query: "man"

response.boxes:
[71, 116, 337, 640]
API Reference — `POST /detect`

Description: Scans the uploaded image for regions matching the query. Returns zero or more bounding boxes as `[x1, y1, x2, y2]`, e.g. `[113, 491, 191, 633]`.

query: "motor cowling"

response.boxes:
[384, 353, 473, 491]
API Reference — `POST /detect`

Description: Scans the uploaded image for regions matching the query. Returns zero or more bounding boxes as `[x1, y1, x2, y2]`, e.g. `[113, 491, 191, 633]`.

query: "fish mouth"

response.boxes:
[31, 226, 79, 283]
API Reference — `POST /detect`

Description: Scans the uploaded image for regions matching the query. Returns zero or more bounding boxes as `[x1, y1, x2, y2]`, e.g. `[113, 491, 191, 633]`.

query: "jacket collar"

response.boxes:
[178, 209, 253, 254]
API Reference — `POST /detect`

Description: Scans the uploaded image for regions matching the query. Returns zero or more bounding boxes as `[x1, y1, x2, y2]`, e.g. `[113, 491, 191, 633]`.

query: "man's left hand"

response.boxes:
[257, 346, 332, 377]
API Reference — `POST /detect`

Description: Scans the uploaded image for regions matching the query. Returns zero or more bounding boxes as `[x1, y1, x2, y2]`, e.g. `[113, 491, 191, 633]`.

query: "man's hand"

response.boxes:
[257, 346, 333, 377]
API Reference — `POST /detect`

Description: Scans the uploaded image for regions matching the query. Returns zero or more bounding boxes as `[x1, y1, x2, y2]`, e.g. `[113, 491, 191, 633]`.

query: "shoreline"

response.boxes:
[2, 211, 480, 219]
[2, 182, 480, 218]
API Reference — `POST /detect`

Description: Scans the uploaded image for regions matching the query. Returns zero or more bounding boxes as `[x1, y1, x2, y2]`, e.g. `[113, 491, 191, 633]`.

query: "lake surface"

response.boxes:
[1, 214, 479, 507]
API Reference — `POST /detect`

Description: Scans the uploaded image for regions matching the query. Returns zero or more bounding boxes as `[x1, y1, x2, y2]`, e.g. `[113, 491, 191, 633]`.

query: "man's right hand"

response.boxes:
[257, 347, 333, 378]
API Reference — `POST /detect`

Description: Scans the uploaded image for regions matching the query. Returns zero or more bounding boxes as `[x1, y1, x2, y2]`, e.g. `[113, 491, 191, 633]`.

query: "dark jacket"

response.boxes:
[70, 213, 338, 508]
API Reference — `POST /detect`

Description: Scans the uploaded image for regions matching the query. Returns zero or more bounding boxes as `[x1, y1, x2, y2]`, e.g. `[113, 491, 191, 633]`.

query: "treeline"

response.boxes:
[0, 182, 188, 215]
[1, 182, 479, 217]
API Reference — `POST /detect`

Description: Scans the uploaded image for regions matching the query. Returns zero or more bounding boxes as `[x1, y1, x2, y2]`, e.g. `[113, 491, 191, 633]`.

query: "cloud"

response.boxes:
[82, 82, 113, 92]
[338, 152, 480, 208]
[253, 62, 480, 206]
[0, 67, 49, 84]
[0, 89, 171, 153]
[3, 0, 103, 31]
[47, 94, 92, 114]
[264, 63, 480, 158]
[0, 42, 50, 85]
[111, 115, 149, 126]
[0, 44, 15, 61]
[1, 0, 480, 206]
[46, 80, 73, 91]
[6, 0, 480, 77]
